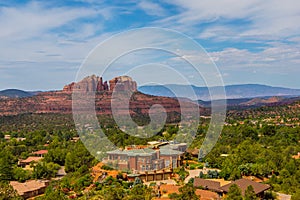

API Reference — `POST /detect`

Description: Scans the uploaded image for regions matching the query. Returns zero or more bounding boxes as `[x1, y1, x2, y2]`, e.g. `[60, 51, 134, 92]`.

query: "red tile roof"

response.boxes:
[32, 150, 48, 155]
[20, 156, 42, 164]
[292, 152, 300, 159]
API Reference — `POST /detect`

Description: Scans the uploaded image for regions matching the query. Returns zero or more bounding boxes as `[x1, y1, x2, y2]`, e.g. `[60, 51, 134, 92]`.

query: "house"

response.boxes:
[220, 178, 271, 198]
[32, 150, 48, 157]
[4, 135, 11, 140]
[18, 157, 43, 168]
[10, 180, 49, 199]
[292, 152, 300, 159]
[193, 178, 223, 193]
[103, 142, 186, 172]
[56, 166, 67, 177]
[153, 184, 220, 200]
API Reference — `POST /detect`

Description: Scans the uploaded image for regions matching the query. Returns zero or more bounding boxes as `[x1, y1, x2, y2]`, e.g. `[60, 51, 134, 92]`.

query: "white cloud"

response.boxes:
[1, 1, 300, 89]
[137, 1, 167, 16]
[0, 2, 104, 40]
[210, 43, 300, 73]
[159, 0, 300, 41]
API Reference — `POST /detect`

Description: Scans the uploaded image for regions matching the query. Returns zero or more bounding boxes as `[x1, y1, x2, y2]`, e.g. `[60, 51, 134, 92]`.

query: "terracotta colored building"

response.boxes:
[32, 149, 48, 157]
[103, 143, 186, 172]
[18, 156, 43, 168]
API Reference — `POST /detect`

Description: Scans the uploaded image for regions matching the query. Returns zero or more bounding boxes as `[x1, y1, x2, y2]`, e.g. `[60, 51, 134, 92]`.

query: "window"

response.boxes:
[165, 160, 170, 167]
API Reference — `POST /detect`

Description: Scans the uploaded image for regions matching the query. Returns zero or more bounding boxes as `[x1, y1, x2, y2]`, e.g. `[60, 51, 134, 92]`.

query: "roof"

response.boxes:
[107, 148, 156, 156]
[195, 189, 221, 200]
[20, 156, 43, 164]
[220, 178, 271, 195]
[32, 150, 48, 155]
[160, 143, 187, 150]
[56, 166, 67, 176]
[194, 178, 222, 192]
[160, 184, 180, 194]
[159, 148, 184, 156]
[155, 185, 220, 200]
[186, 148, 199, 155]
[10, 180, 49, 195]
[292, 152, 300, 159]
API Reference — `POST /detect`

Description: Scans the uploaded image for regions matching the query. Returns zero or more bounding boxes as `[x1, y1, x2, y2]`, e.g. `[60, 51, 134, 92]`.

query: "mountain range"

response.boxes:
[138, 84, 300, 101]
[0, 89, 40, 98]
[2, 84, 300, 101]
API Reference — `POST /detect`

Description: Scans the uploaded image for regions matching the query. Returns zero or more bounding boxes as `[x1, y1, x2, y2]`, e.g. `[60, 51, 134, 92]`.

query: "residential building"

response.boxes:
[220, 178, 271, 198]
[18, 157, 43, 168]
[10, 180, 49, 199]
[194, 178, 271, 199]
[194, 178, 223, 193]
[292, 152, 300, 159]
[103, 142, 186, 172]
[32, 150, 48, 157]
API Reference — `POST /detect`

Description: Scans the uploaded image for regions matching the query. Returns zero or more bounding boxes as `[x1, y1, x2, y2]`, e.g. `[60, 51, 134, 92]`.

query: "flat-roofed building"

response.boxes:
[103, 142, 186, 172]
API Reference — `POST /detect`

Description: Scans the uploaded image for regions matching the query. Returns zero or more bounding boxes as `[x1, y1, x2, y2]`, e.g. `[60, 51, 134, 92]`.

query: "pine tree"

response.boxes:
[225, 184, 243, 200]
[244, 185, 257, 200]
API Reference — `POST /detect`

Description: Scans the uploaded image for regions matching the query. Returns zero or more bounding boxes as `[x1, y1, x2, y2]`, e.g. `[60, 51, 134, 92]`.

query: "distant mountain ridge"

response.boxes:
[3, 84, 300, 101]
[0, 89, 39, 98]
[138, 84, 300, 101]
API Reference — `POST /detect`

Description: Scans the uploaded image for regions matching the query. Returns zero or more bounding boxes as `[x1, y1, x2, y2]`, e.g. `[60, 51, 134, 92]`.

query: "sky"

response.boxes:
[0, 0, 300, 90]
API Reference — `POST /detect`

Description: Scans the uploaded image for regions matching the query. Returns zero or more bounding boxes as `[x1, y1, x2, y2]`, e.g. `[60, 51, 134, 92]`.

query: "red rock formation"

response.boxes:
[63, 75, 137, 93]
[109, 76, 137, 92]
[0, 75, 205, 118]
[63, 75, 109, 93]
[63, 82, 75, 92]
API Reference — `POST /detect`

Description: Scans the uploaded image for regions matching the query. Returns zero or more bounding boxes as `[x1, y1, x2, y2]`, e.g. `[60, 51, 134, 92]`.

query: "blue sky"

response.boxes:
[0, 0, 300, 90]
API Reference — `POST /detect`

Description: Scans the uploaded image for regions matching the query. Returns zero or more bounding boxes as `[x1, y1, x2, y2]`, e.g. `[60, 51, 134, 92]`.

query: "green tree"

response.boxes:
[244, 185, 258, 200]
[229, 168, 241, 181]
[36, 186, 67, 200]
[240, 126, 258, 140]
[0, 152, 13, 181]
[261, 125, 276, 137]
[133, 177, 142, 186]
[225, 184, 243, 200]
[101, 184, 125, 200]
[291, 189, 300, 200]
[125, 184, 153, 200]
[13, 167, 31, 182]
[0, 182, 22, 200]
[65, 142, 95, 173]
[170, 183, 199, 200]
[44, 148, 66, 166]
[32, 162, 60, 179]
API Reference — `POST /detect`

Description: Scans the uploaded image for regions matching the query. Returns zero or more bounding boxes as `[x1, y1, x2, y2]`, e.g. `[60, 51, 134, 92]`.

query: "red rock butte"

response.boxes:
[0, 75, 206, 118]
[63, 75, 136, 93]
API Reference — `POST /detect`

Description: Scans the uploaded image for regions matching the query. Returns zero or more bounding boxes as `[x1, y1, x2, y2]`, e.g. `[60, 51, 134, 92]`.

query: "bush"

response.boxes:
[101, 165, 114, 171]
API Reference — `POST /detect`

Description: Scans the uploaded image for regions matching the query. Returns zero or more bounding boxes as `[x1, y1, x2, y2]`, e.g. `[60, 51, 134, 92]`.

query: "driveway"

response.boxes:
[184, 169, 202, 183]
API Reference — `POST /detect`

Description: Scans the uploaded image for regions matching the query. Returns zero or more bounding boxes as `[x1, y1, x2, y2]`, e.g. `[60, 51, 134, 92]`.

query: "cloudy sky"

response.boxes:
[1, 0, 300, 90]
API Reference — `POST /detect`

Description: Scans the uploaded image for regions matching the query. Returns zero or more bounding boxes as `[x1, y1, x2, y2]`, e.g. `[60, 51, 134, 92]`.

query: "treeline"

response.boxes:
[197, 124, 300, 197]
